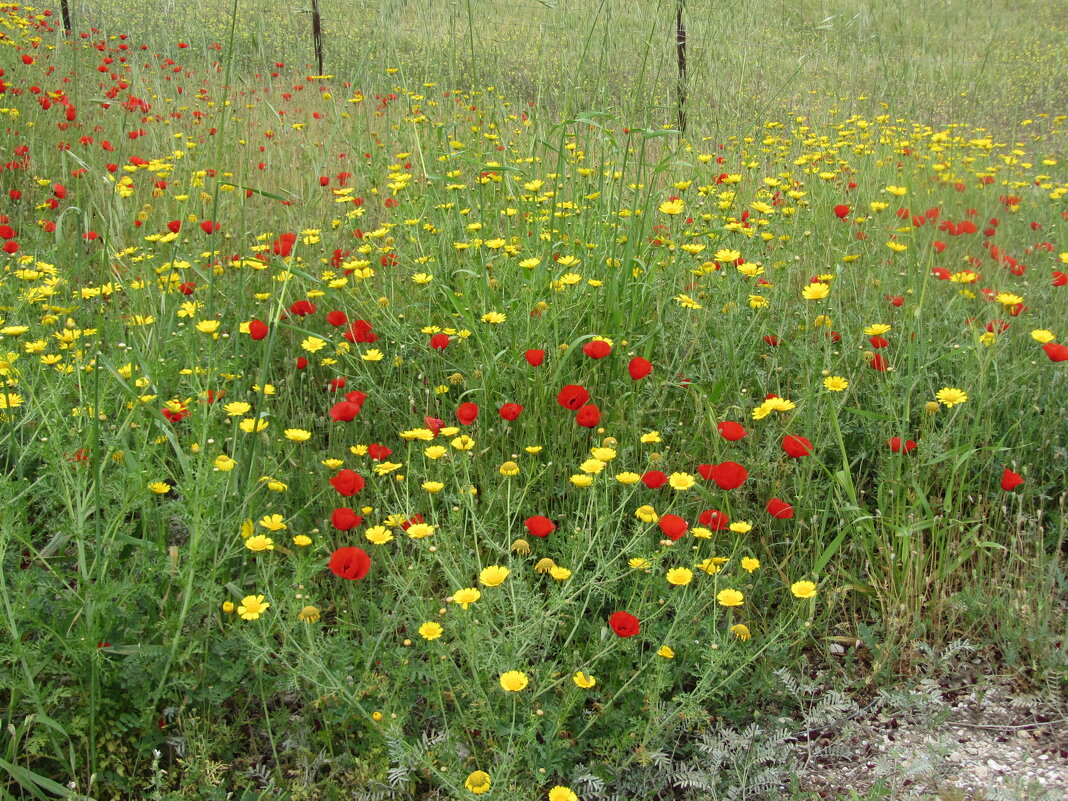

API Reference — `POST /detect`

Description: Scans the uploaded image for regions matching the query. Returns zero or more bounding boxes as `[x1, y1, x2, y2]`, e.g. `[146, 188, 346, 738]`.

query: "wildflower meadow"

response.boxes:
[0, 1, 1065, 799]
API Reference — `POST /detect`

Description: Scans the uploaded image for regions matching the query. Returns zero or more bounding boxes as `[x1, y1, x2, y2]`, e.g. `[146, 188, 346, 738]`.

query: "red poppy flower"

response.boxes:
[524, 349, 545, 366]
[367, 443, 392, 461]
[763, 334, 782, 346]
[887, 437, 917, 454]
[1053, 271, 1067, 287]
[326, 310, 348, 327]
[524, 515, 555, 538]
[429, 333, 449, 350]
[328, 546, 371, 580]
[701, 461, 748, 490]
[344, 319, 378, 344]
[717, 421, 747, 441]
[626, 356, 653, 380]
[499, 402, 524, 421]
[289, 299, 317, 316]
[869, 353, 889, 371]
[330, 401, 361, 422]
[328, 377, 347, 392]
[330, 469, 365, 496]
[557, 384, 590, 410]
[641, 470, 668, 489]
[833, 204, 850, 219]
[295, 357, 308, 369]
[1042, 343, 1068, 362]
[575, 404, 601, 428]
[782, 435, 813, 459]
[456, 402, 479, 425]
[400, 513, 424, 531]
[424, 416, 444, 436]
[247, 319, 269, 340]
[698, 509, 730, 530]
[583, 340, 611, 359]
[766, 498, 795, 519]
[1001, 469, 1024, 492]
[331, 507, 363, 530]
[932, 267, 951, 280]
[346, 390, 368, 406]
[869, 336, 889, 349]
[609, 611, 640, 638]
[658, 514, 688, 541]
[200, 220, 220, 234]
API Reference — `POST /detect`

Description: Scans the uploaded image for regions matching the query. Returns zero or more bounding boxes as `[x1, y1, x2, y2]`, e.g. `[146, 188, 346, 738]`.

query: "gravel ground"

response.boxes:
[793, 677, 1068, 800]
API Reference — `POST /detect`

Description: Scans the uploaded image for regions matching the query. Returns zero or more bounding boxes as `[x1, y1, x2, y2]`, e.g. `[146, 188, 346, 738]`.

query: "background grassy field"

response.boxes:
[0, 1, 1066, 799]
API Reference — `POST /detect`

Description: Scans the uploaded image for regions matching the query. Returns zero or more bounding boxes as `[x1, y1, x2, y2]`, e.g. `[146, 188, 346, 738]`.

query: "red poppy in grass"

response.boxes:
[782, 435, 813, 459]
[628, 356, 652, 380]
[641, 470, 668, 489]
[367, 443, 392, 461]
[166, 219, 182, 234]
[887, 437, 917, 454]
[290, 299, 316, 316]
[524, 516, 555, 538]
[932, 267, 951, 280]
[272, 232, 296, 257]
[329, 546, 371, 580]
[609, 611, 640, 638]
[329, 401, 361, 422]
[344, 319, 378, 344]
[707, 462, 749, 490]
[869, 353, 889, 371]
[457, 402, 479, 425]
[248, 319, 269, 340]
[295, 356, 308, 369]
[1042, 343, 1068, 362]
[399, 513, 424, 531]
[1053, 271, 1067, 287]
[331, 507, 363, 530]
[658, 514, 688, 541]
[499, 402, 523, 421]
[763, 334, 782, 346]
[328, 377, 347, 392]
[429, 333, 449, 350]
[326, 310, 347, 327]
[933, 241, 946, 253]
[524, 349, 545, 366]
[717, 421, 747, 441]
[1001, 469, 1024, 492]
[698, 509, 730, 530]
[424, 416, 444, 436]
[2, 241, 19, 255]
[766, 498, 795, 519]
[833, 204, 850, 219]
[987, 320, 1010, 334]
[200, 220, 220, 234]
[557, 384, 589, 410]
[330, 469, 365, 496]
[583, 340, 611, 359]
[869, 336, 889, 349]
[575, 404, 601, 428]
[346, 391, 368, 406]
[887, 295, 905, 307]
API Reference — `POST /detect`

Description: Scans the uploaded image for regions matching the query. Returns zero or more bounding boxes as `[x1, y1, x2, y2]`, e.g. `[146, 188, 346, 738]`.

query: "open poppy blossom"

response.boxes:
[575, 404, 601, 428]
[582, 340, 611, 359]
[1001, 469, 1024, 491]
[641, 470, 668, 489]
[247, 319, 269, 340]
[887, 437, 917, 454]
[628, 357, 652, 380]
[430, 333, 449, 350]
[557, 384, 590, 410]
[329, 546, 371, 580]
[698, 509, 730, 530]
[700, 462, 748, 490]
[330, 469, 365, 496]
[524, 516, 555, 538]
[766, 498, 795, 519]
[330, 401, 362, 421]
[1042, 343, 1068, 362]
[782, 435, 813, 458]
[457, 402, 479, 425]
[331, 507, 363, 530]
[658, 514, 688, 541]
[608, 611, 640, 638]
[717, 421, 747, 441]
[524, 349, 545, 366]
[499, 403, 523, 421]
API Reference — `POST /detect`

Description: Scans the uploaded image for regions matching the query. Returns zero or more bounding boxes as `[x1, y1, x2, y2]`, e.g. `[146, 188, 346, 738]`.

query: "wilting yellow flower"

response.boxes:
[245, 534, 274, 552]
[464, 770, 491, 794]
[214, 454, 236, 471]
[298, 605, 321, 623]
[730, 624, 752, 641]
[666, 567, 694, 586]
[237, 594, 269, 621]
[717, 588, 745, 607]
[823, 376, 849, 391]
[499, 460, 520, 476]
[935, 387, 968, 408]
[499, 670, 529, 692]
[479, 565, 510, 587]
[147, 481, 171, 495]
[511, 538, 531, 555]
[634, 505, 659, 523]
[572, 671, 596, 688]
[791, 580, 818, 599]
[452, 587, 481, 609]
[534, 558, 557, 574]
[284, 428, 312, 442]
[418, 621, 444, 641]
